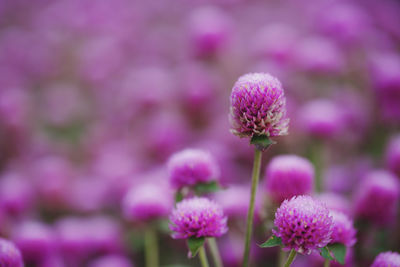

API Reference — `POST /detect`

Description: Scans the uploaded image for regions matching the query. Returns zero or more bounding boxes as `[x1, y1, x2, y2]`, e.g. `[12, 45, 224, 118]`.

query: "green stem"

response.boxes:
[324, 259, 330, 267]
[283, 249, 297, 267]
[207, 238, 224, 267]
[199, 246, 210, 267]
[242, 148, 263, 267]
[144, 228, 158, 267]
[279, 250, 287, 267]
[311, 140, 323, 192]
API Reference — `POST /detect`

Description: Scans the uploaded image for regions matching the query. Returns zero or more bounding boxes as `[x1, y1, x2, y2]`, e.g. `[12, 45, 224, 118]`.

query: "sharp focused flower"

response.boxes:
[229, 73, 289, 138]
[264, 155, 314, 203]
[354, 170, 400, 225]
[329, 211, 356, 247]
[370, 251, 400, 267]
[167, 149, 220, 190]
[273, 195, 333, 254]
[0, 238, 24, 267]
[169, 197, 228, 239]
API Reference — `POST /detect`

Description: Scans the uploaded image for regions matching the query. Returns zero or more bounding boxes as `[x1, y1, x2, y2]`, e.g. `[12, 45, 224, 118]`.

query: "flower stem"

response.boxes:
[199, 246, 210, 267]
[279, 250, 287, 267]
[311, 140, 323, 192]
[144, 228, 158, 267]
[324, 259, 330, 267]
[283, 249, 297, 267]
[242, 148, 263, 267]
[207, 238, 224, 267]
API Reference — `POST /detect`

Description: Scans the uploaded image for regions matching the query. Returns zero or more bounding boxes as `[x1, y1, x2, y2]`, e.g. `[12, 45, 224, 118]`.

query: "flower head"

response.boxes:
[265, 155, 314, 203]
[122, 182, 173, 222]
[169, 197, 228, 239]
[273, 195, 333, 254]
[167, 149, 220, 190]
[88, 255, 133, 267]
[385, 135, 400, 178]
[371, 251, 400, 267]
[0, 238, 24, 267]
[354, 170, 400, 225]
[229, 73, 289, 138]
[329, 211, 356, 247]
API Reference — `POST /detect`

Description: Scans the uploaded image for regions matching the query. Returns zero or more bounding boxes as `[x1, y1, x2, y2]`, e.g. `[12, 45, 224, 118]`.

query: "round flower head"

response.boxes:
[273, 195, 333, 254]
[384, 135, 400, 178]
[354, 170, 400, 225]
[169, 197, 228, 239]
[122, 182, 173, 222]
[0, 238, 24, 267]
[329, 211, 356, 247]
[265, 155, 315, 203]
[229, 73, 289, 138]
[371, 251, 400, 267]
[167, 149, 220, 190]
[316, 193, 351, 216]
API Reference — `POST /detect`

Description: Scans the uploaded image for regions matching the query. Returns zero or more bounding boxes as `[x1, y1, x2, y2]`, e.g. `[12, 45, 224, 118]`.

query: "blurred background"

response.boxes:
[0, 0, 400, 266]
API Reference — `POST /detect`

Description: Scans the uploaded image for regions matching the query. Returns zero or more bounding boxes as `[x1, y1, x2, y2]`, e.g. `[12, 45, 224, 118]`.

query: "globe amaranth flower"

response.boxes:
[265, 155, 314, 203]
[371, 251, 400, 267]
[122, 182, 173, 222]
[316, 193, 351, 216]
[169, 197, 228, 239]
[329, 211, 356, 247]
[384, 135, 400, 178]
[273, 195, 333, 254]
[229, 73, 289, 138]
[167, 149, 220, 190]
[88, 255, 134, 267]
[354, 170, 400, 225]
[0, 238, 24, 267]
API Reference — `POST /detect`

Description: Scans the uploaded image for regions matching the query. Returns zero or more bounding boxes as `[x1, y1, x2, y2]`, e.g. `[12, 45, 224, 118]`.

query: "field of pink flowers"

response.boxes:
[0, 0, 400, 266]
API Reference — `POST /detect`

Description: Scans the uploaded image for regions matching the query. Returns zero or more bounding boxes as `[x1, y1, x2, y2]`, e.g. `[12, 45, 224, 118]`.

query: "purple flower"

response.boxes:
[122, 182, 173, 222]
[371, 251, 400, 267]
[0, 238, 24, 267]
[12, 221, 55, 264]
[167, 149, 220, 190]
[169, 197, 228, 239]
[88, 255, 134, 267]
[354, 170, 400, 225]
[384, 135, 400, 178]
[265, 155, 314, 203]
[229, 73, 289, 138]
[329, 211, 356, 247]
[273, 195, 333, 254]
[316, 193, 351, 216]
[298, 99, 344, 139]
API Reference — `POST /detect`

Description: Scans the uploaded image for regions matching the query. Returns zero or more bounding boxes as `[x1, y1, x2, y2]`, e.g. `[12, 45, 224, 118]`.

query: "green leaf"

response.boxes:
[328, 243, 347, 265]
[250, 135, 276, 151]
[259, 235, 282, 248]
[187, 237, 205, 258]
[319, 246, 334, 261]
[193, 181, 221, 195]
[175, 191, 184, 203]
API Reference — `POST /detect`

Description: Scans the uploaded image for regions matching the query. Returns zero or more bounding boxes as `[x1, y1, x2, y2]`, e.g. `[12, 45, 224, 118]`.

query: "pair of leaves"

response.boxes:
[175, 181, 221, 203]
[319, 243, 347, 265]
[187, 237, 205, 258]
[250, 135, 276, 151]
[259, 235, 282, 248]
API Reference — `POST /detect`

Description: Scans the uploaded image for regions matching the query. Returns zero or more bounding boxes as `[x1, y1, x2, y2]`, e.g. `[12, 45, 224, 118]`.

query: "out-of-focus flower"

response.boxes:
[167, 149, 220, 190]
[273, 195, 333, 254]
[169, 197, 228, 239]
[384, 135, 400, 178]
[229, 73, 289, 138]
[354, 170, 400, 225]
[316, 193, 351, 216]
[122, 182, 173, 222]
[188, 6, 231, 56]
[88, 255, 134, 267]
[0, 238, 24, 267]
[12, 221, 55, 264]
[329, 211, 356, 247]
[370, 251, 400, 267]
[298, 99, 344, 139]
[214, 185, 261, 219]
[264, 155, 314, 203]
